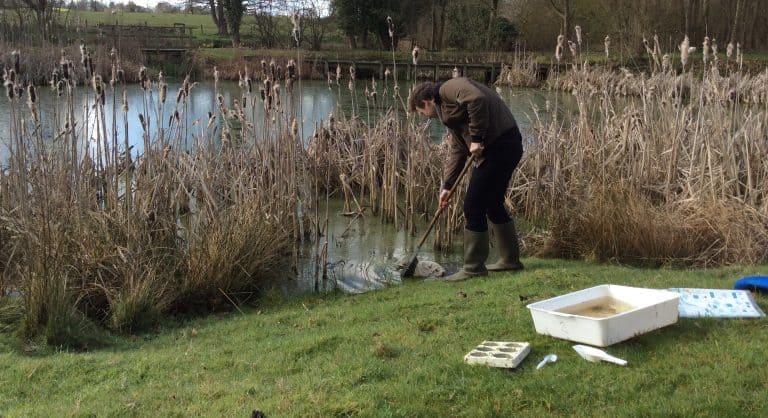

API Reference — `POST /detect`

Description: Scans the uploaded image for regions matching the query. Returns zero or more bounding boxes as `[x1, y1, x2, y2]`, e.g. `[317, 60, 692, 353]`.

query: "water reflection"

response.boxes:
[0, 79, 568, 163]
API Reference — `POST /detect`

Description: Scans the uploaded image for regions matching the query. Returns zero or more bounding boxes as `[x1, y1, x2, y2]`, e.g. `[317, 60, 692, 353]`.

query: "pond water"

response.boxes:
[0, 79, 570, 293]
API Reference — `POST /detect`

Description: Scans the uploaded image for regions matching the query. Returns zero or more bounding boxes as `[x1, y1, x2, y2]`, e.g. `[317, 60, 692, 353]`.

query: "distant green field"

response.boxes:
[60, 10, 232, 36]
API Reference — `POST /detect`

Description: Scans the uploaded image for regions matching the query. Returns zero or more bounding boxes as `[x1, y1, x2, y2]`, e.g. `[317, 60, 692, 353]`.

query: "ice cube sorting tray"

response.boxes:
[463, 341, 531, 368]
[526, 285, 680, 347]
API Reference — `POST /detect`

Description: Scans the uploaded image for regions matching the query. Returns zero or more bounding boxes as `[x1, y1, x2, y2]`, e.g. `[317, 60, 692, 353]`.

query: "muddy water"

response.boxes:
[290, 198, 464, 294]
[558, 296, 636, 318]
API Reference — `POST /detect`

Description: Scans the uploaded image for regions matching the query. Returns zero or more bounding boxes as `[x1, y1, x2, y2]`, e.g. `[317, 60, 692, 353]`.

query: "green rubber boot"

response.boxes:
[443, 229, 489, 282]
[486, 220, 524, 272]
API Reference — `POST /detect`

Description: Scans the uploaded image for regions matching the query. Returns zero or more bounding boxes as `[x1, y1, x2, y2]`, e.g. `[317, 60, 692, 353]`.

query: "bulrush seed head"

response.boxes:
[412, 45, 420, 66]
[575, 26, 582, 46]
[679, 36, 690, 67]
[4, 80, 13, 100]
[604, 36, 611, 58]
[387, 16, 394, 39]
[139, 66, 148, 89]
[287, 59, 296, 79]
[12, 50, 20, 75]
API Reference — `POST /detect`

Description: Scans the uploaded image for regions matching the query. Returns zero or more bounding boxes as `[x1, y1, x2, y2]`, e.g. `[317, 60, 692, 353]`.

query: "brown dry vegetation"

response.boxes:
[510, 47, 768, 266]
[1, 30, 768, 344]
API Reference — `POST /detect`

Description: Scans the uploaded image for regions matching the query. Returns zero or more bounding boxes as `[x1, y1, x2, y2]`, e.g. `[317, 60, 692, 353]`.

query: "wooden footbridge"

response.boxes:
[318, 59, 505, 83]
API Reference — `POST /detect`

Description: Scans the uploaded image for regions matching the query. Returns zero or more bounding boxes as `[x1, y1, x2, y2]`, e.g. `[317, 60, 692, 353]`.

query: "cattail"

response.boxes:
[206, 111, 216, 129]
[384, 67, 391, 82]
[92, 75, 105, 105]
[160, 81, 167, 104]
[12, 50, 20, 75]
[27, 84, 37, 109]
[371, 90, 377, 104]
[175, 87, 184, 104]
[182, 74, 192, 97]
[737, 43, 743, 70]
[287, 59, 296, 80]
[213, 66, 219, 83]
[679, 36, 690, 68]
[139, 66, 148, 90]
[109, 47, 117, 62]
[329, 112, 335, 130]
[273, 83, 281, 108]
[604, 36, 611, 58]
[364, 86, 370, 104]
[291, 118, 298, 138]
[387, 16, 395, 39]
[117, 68, 124, 83]
[575, 26, 582, 46]
[291, 11, 301, 44]
[726, 41, 734, 59]
[712, 39, 719, 62]
[335, 64, 342, 83]
[349, 65, 356, 81]
[138, 114, 146, 132]
[269, 59, 276, 80]
[662, 54, 671, 73]
[555, 34, 565, 62]
[260, 59, 267, 77]
[110, 63, 117, 87]
[412, 45, 420, 66]
[122, 89, 129, 112]
[217, 93, 224, 108]
[568, 40, 577, 57]
[5, 80, 14, 100]
[702, 37, 710, 64]
[51, 68, 61, 89]
[56, 80, 65, 96]
[452, 66, 459, 78]
[348, 79, 354, 92]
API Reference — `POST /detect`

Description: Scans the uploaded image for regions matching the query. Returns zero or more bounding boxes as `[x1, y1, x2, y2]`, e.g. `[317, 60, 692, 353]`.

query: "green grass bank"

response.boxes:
[2, 258, 767, 417]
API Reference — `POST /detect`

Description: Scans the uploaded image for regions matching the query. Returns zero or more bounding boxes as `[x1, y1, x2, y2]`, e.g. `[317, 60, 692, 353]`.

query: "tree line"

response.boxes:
[2, 0, 767, 53]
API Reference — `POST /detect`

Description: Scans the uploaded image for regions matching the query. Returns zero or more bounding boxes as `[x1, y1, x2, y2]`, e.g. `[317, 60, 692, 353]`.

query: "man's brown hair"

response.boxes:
[408, 81, 439, 113]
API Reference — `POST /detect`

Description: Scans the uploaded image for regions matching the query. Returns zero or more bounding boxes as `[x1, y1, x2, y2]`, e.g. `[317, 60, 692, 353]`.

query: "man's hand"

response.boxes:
[469, 142, 484, 158]
[439, 188, 452, 209]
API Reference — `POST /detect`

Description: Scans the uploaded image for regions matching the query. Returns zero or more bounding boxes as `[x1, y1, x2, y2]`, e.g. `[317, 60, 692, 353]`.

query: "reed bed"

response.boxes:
[0, 46, 312, 344]
[509, 33, 768, 266]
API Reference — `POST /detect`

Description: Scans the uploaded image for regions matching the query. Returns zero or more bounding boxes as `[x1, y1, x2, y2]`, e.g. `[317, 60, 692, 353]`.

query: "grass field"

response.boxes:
[2, 258, 767, 416]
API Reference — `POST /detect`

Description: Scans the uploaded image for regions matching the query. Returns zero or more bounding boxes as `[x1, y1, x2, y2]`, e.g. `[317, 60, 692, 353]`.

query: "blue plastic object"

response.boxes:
[734, 276, 768, 293]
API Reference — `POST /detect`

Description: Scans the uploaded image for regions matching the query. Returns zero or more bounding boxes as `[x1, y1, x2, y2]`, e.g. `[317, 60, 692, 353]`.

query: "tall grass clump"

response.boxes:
[0, 46, 303, 345]
[509, 29, 768, 266]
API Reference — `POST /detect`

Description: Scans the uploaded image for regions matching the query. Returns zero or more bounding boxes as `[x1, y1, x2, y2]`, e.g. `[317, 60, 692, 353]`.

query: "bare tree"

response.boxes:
[549, 0, 573, 41]
[485, 0, 500, 47]
[20, 0, 58, 40]
[208, 0, 228, 35]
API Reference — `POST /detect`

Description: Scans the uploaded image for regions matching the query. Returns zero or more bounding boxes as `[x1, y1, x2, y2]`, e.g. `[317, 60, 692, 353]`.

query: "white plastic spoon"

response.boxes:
[536, 353, 558, 370]
[572, 344, 627, 366]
